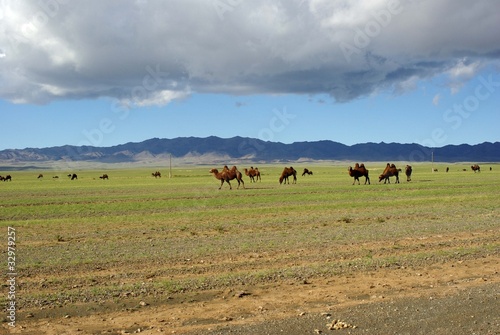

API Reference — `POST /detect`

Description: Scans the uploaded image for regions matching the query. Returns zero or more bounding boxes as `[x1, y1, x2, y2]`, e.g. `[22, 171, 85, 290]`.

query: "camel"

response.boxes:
[302, 168, 313, 176]
[254, 167, 261, 181]
[348, 163, 370, 185]
[279, 166, 297, 184]
[37, 174, 44, 179]
[471, 164, 480, 173]
[99, 174, 109, 180]
[223, 166, 245, 188]
[244, 167, 261, 182]
[405, 165, 412, 182]
[152, 171, 161, 178]
[0, 175, 12, 181]
[379, 163, 400, 184]
[209, 166, 245, 190]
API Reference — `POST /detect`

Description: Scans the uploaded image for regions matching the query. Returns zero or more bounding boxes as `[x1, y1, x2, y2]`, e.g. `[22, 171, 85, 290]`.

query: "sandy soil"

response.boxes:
[4, 253, 499, 335]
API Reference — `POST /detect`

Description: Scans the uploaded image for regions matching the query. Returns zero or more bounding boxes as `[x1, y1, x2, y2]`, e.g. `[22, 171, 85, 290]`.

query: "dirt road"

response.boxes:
[4, 254, 499, 335]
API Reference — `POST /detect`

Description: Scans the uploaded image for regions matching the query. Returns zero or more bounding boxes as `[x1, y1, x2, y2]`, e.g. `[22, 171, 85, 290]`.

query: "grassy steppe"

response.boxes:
[0, 163, 499, 321]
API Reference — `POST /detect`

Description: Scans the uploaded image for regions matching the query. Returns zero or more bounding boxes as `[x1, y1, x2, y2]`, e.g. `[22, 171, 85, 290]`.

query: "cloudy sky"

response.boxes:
[0, 0, 499, 150]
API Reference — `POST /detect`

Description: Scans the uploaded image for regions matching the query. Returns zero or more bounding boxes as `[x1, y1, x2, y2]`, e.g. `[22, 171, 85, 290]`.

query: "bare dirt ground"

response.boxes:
[4, 246, 499, 334]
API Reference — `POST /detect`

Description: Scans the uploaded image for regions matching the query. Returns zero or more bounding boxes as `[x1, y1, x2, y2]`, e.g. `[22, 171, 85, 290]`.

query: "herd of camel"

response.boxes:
[208, 162, 488, 189]
[347, 163, 410, 185]
[207, 163, 409, 189]
[347, 163, 488, 185]
[208, 163, 405, 189]
[0, 163, 488, 187]
[209, 165, 314, 189]
[33, 173, 104, 181]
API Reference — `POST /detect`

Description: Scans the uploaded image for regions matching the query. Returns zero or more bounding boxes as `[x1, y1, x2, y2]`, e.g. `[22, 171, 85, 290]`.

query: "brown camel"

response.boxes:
[244, 167, 261, 182]
[279, 166, 297, 184]
[209, 166, 245, 190]
[379, 163, 400, 184]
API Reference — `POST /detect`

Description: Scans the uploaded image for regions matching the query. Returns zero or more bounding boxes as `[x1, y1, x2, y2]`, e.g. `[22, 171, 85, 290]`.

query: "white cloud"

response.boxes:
[124, 89, 191, 108]
[447, 59, 482, 94]
[0, 0, 499, 105]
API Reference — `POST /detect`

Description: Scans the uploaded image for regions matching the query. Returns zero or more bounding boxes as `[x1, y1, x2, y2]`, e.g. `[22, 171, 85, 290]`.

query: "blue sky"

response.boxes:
[1, 1, 499, 151]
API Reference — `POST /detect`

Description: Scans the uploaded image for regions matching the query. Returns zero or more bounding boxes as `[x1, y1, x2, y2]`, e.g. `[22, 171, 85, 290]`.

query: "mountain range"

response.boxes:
[0, 136, 498, 168]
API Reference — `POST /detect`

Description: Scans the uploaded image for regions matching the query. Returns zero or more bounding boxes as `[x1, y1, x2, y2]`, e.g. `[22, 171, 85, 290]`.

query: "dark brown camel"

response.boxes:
[152, 171, 161, 178]
[405, 165, 412, 182]
[348, 163, 370, 185]
[99, 174, 109, 180]
[379, 163, 400, 184]
[471, 164, 480, 173]
[279, 166, 297, 184]
[302, 168, 313, 176]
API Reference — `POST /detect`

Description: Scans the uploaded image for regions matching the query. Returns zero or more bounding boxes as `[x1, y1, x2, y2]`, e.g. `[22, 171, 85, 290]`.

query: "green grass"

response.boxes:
[0, 163, 499, 309]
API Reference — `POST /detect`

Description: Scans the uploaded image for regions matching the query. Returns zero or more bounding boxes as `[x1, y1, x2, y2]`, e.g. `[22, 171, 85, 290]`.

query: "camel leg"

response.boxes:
[227, 180, 232, 190]
[219, 179, 224, 190]
[240, 178, 245, 189]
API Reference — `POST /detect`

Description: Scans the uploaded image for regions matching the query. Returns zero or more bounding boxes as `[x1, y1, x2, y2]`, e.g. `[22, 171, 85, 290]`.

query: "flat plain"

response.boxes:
[1, 163, 499, 334]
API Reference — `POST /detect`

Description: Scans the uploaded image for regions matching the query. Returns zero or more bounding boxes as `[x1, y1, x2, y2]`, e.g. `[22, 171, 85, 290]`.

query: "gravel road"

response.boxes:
[194, 283, 499, 335]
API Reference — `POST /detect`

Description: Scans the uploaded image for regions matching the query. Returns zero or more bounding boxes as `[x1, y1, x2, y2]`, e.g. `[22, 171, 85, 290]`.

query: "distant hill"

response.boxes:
[0, 136, 498, 168]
